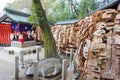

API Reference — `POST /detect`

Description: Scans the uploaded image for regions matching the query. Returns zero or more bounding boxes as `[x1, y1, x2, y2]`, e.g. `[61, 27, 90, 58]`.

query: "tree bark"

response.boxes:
[32, 0, 58, 58]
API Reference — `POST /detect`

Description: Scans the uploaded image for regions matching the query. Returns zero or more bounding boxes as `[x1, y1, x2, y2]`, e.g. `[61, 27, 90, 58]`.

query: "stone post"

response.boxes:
[70, 48, 74, 61]
[33, 61, 39, 80]
[62, 59, 69, 80]
[36, 48, 39, 61]
[73, 54, 77, 73]
[20, 51, 24, 68]
[36, 46, 41, 61]
[15, 56, 19, 79]
[70, 48, 74, 69]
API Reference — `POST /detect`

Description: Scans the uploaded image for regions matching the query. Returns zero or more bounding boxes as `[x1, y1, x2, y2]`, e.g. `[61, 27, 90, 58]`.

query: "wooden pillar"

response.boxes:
[33, 61, 39, 80]
[15, 56, 19, 79]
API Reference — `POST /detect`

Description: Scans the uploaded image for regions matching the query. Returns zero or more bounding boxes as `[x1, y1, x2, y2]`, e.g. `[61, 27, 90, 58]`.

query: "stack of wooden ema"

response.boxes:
[51, 24, 76, 54]
[51, 3, 120, 80]
[84, 4, 120, 80]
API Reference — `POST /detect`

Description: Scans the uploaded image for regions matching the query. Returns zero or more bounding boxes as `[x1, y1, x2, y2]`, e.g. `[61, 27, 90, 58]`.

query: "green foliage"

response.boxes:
[46, 0, 78, 23]
[6, 0, 98, 23]
[6, 0, 32, 11]
[78, 0, 97, 18]
[28, 4, 38, 24]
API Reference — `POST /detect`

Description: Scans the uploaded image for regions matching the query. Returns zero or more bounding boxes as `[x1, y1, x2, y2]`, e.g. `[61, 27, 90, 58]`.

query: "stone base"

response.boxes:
[39, 74, 61, 80]
[11, 77, 24, 80]
[11, 41, 35, 48]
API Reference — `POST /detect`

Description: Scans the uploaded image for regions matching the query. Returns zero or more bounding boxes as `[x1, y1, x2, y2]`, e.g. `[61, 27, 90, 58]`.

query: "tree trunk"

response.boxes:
[32, 0, 58, 58]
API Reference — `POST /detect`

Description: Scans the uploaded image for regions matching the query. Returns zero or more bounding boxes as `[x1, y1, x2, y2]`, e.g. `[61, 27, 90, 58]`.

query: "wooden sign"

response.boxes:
[87, 60, 98, 67]
[86, 74, 100, 80]
[106, 26, 114, 30]
[93, 67, 101, 73]
[115, 44, 120, 49]
[87, 66, 100, 74]
[105, 22, 114, 30]
[87, 66, 94, 74]
[102, 13, 112, 19]
[91, 72, 100, 80]
[86, 74, 93, 80]
[115, 13, 120, 20]
[106, 22, 114, 26]
[101, 71, 115, 79]
[91, 43, 106, 50]
[91, 50, 100, 53]
[114, 19, 120, 24]
[93, 37, 102, 43]
[114, 35, 120, 45]
[93, 29, 105, 37]
[97, 53, 107, 57]
[83, 39, 91, 59]
[117, 3, 120, 12]
[83, 47, 88, 59]
[97, 60, 101, 65]
[99, 22, 106, 29]
[105, 9, 117, 14]
[114, 25, 120, 33]
[116, 50, 120, 56]
[98, 56, 108, 60]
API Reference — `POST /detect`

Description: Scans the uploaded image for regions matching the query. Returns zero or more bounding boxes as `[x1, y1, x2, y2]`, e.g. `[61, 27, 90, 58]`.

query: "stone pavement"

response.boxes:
[0, 46, 44, 80]
[0, 60, 14, 80]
